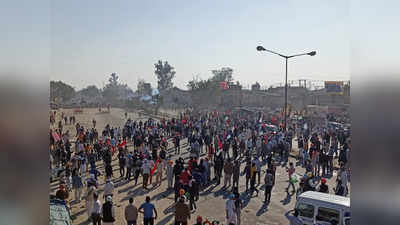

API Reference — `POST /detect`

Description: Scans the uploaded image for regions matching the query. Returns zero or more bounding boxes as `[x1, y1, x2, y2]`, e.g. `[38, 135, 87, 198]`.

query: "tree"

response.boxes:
[79, 85, 101, 98]
[102, 73, 121, 101]
[187, 75, 201, 91]
[50, 80, 76, 102]
[210, 67, 233, 83]
[109, 73, 119, 87]
[154, 60, 175, 91]
[137, 78, 147, 95]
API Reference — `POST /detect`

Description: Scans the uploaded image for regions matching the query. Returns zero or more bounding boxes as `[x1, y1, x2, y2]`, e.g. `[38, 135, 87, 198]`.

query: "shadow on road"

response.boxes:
[156, 214, 174, 225]
[256, 202, 269, 216]
[280, 191, 294, 205]
[151, 189, 174, 201]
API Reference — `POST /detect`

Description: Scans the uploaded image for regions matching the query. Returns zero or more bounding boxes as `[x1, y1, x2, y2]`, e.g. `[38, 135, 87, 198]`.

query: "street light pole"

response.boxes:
[256, 46, 316, 132]
[285, 57, 288, 132]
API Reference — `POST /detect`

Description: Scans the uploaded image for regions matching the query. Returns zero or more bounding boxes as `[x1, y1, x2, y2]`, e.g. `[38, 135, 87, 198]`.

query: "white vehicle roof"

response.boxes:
[298, 191, 350, 208]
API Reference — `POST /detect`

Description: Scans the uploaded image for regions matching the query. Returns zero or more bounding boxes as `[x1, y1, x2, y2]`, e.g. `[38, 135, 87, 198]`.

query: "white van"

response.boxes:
[295, 191, 350, 225]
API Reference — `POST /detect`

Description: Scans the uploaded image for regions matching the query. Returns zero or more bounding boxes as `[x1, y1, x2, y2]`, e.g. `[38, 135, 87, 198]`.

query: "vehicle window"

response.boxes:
[297, 203, 314, 218]
[316, 207, 340, 222]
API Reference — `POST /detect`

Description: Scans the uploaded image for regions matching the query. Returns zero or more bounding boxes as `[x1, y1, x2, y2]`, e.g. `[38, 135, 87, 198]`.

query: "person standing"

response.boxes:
[105, 162, 113, 180]
[166, 160, 174, 190]
[72, 169, 83, 203]
[223, 158, 233, 188]
[155, 158, 163, 186]
[125, 154, 133, 181]
[264, 169, 274, 203]
[250, 163, 259, 196]
[174, 133, 181, 155]
[124, 197, 138, 225]
[285, 162, 296, 194]
[243, 162, 251, 192]
[232, 160, 240, 193]
[320, 150, 328, 177]
[141, 159, 151, 190]
[327, 145, 334, 173]
[226, 194, 237, 225]
[318, 178, 329, 193]
[103, 179, 114, 200]
[91, 193, 102, 225]
[253, 157, 262, 185]
[102, 196, 115, 225]
[85, 181, 97, 222]
[118, 151, 126, 178]
[234, 192, 243, 225]
[174, 195, 191, 225]
[188, 175, 198, 211]
[139, 196, 158, 225]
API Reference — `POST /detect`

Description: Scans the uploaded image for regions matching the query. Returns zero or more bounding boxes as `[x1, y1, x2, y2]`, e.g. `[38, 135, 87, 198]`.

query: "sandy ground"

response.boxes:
[50, 107, 349, 225]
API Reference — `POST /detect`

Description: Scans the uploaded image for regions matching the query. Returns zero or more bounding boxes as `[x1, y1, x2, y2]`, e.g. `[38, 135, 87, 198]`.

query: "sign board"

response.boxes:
[325, 81, 344, 94]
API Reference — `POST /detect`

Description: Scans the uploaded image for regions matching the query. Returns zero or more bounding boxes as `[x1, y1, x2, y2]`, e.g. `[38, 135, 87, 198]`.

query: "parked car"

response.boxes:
[50, 197, 72, 225]
[295, 191, 350, 225]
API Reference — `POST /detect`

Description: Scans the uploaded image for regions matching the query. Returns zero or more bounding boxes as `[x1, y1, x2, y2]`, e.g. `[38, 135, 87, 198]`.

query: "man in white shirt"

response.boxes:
[91, 193, 102, 225]
[226, 194, 237, 225]
[141, 159, 152, 189]
[103, 178, 114, 199]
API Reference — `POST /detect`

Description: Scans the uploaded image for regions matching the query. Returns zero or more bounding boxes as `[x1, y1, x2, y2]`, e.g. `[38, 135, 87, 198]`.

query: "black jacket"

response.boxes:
[102, 202, 115, 222]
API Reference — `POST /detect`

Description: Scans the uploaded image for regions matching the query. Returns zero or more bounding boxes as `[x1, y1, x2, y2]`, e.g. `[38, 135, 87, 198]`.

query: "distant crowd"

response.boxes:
[50, 108, 350, 225]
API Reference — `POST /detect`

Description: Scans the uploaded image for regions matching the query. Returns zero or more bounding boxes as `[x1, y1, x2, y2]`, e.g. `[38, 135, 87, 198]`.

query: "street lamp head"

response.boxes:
[256, 46, 266, 51]
[308, 51, 316, 56]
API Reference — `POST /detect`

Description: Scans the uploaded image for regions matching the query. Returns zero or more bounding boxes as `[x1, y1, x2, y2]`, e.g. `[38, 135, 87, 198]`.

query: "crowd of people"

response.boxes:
[50, 108, 350, 225]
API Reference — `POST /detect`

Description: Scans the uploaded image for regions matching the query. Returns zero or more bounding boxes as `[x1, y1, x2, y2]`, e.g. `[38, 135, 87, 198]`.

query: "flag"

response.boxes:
[150, 159, 161, 183]
[219, 82, 228, 90]
[217, 138, 222, 149]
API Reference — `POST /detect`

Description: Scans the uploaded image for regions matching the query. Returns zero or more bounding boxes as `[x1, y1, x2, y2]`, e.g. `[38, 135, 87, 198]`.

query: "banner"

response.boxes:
[325, 81, 344, 94]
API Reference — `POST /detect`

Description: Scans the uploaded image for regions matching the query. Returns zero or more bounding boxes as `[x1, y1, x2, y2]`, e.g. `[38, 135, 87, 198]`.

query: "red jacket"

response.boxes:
[180, 170, 191, 185]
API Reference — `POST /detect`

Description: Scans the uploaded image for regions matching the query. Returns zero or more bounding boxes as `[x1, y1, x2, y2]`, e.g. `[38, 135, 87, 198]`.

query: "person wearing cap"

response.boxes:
[318, 178, 329, 193]
[102, 195, 115, 225]
[56, 183, 69, 201]
[304, 172, 318, 192]
[193, 216, 203, 225]
[174, 195, 191, 225]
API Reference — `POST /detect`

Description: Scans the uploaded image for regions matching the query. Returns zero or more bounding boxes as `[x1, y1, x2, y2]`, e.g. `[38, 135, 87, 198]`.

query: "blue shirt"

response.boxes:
[139, 202, 155, 218]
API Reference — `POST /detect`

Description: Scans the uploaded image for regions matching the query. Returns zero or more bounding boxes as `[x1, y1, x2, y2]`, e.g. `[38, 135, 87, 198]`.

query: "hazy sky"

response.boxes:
[47, 1, 351, 90]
